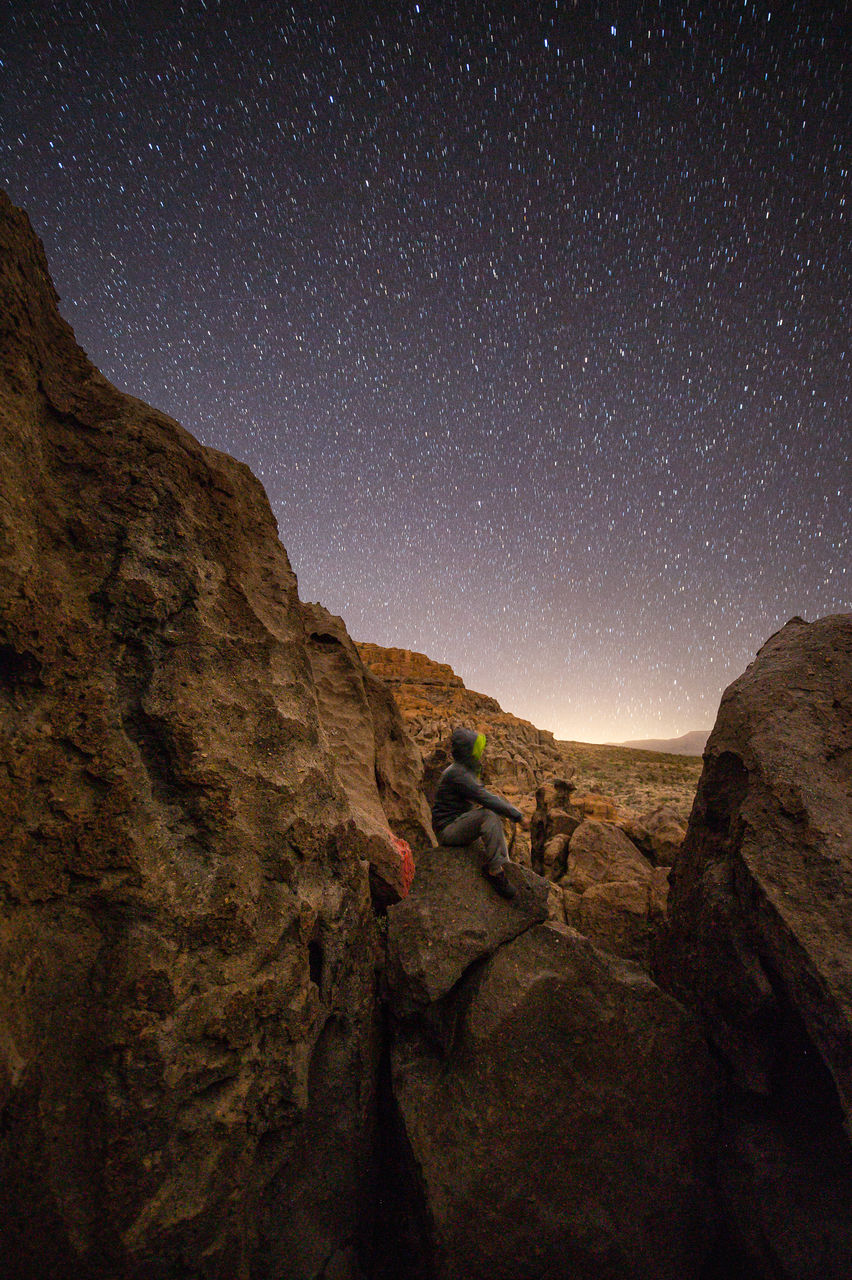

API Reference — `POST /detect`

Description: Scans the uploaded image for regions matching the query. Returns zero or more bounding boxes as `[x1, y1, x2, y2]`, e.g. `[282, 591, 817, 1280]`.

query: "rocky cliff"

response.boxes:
[355, 643, 692, 936]
[656, 615, 852, 1276]
[355, 641, 701, 830]
[0, 190, 425, 1278]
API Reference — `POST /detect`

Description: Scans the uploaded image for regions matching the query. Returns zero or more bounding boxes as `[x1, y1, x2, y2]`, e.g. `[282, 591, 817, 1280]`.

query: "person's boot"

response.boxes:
[483, 865, 516, 899]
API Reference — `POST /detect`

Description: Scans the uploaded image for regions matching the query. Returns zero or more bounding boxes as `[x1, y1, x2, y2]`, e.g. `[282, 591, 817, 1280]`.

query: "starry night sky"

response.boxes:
[3, 1, 849, 742]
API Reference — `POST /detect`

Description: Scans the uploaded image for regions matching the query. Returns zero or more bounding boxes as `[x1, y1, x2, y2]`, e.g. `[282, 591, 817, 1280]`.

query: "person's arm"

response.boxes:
[457, 770, 523, 823]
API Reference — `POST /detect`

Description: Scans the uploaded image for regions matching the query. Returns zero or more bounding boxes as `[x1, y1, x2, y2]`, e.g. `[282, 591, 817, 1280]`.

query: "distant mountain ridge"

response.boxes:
[617, 730, 710, 756]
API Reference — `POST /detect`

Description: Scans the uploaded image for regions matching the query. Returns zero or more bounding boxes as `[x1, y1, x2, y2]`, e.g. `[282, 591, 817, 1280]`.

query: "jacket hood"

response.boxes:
[450, 726, 486, 769]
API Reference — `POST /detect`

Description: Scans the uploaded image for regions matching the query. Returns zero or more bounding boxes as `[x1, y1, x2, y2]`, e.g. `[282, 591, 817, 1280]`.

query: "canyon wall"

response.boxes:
[0, 190, 423, 1279]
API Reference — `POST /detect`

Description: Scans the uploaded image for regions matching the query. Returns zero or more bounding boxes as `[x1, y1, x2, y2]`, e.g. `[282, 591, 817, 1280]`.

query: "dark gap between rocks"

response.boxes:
[367, 1007, 435, 1280]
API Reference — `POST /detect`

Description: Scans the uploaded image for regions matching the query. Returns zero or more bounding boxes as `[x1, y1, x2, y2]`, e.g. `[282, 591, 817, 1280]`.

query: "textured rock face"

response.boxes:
[390, 922, 718, 1280]
[530, 778, 582, 879]
[355, 643, 495, 718]
[7, 189, 851, 1280]
[656, 614, 852, 1278]
[0, 190, 402, 1278]
[572, 790, 619, 820]
[625, 804, 687, 867]
[659, 615, 852, 1112]
[302, 602, 434, 899]
[559, 820, 667, 965]
[385, 845, 551, 1015]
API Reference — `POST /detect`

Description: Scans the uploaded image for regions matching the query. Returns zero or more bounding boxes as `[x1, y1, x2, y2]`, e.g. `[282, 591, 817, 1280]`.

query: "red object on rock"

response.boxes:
[391, 835, 416, 898]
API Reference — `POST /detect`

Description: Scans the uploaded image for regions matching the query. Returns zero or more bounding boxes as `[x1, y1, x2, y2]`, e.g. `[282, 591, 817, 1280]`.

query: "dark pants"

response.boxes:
[438, 808, 510, 874]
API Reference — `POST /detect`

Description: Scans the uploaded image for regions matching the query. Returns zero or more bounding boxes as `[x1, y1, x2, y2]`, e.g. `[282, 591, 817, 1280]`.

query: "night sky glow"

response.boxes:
[3, 1, 849, 742]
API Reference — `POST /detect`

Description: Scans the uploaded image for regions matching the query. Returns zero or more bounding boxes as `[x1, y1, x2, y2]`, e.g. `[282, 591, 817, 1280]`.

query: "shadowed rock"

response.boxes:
[391, 922, 718, 1280]
[5, 187, 851, 1280]
[530, 778, 582, 879]
[301, 601, 434, 900]
[656, 613, 852, 1279]
[624, 804, 687, 867]
[556, 819, 667, 965]
[564, 818, 653, 891]
[658, 614, 852, 1112]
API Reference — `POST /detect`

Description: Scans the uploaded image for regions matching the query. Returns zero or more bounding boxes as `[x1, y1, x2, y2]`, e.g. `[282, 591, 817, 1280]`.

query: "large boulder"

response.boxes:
[563, 819, 653, 892]
[559, 820, 667, 965]
[656, 614, 852, 1278]
[657, 615, 852, 1111]
[0, 190, 392, 1278]
[385, 845, 551, 1015]
[626, 804, 687, 867]
[390, 922, 719, 1280]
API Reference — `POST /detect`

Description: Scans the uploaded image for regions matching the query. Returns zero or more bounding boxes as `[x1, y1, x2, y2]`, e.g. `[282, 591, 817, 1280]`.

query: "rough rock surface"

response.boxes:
[712, 1092, 852, 1280]
[564, 819, 655, 892]
[571, 790, 619, 821]
[0, 190, 401, 1278]
[622, 804, 687, 867]
[385, 845, 551, 1015]
[658, 615, 852, 1111]
[301, 602, 434, 899]
[7, 190, 852, 1280]
[656, 614, 852, 1278]
[390, 922, 718, 1280]
[530, 778, 583, 879]
[556, 820, 667, 965]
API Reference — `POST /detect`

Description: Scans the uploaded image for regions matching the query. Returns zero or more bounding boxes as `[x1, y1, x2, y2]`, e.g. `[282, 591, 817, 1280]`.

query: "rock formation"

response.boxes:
[656, 614, 852, 1277]
[527, 785, 668, 965]
[355, 645, 636, 872]
[387, 909, 719, 1280]
[385, 845, 552, 1016]
[530, 777, 583, 878]
[619, 803, 687, 867]
[302, 603, 434, 900]
[0, 190, 425, 1279]
[355, 642, 698, 878]
[559, 819, 670, 966]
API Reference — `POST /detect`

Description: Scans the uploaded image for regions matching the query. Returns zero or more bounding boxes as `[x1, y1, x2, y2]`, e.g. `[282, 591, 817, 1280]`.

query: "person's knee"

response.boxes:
[478, 814, 504, 855]
[481, 811, 503, 838]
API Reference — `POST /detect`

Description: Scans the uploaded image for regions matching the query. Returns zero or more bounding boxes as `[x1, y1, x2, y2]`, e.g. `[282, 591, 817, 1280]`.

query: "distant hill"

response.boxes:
[617, 730, 710, 756]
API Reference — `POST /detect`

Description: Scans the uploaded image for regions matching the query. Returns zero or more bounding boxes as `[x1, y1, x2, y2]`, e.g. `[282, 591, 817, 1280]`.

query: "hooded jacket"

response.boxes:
[431, 726, 523, 834]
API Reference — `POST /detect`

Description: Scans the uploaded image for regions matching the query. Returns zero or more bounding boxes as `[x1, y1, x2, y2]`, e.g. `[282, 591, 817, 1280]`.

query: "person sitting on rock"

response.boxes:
[431, 726, 523, 899]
